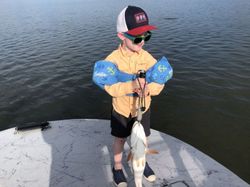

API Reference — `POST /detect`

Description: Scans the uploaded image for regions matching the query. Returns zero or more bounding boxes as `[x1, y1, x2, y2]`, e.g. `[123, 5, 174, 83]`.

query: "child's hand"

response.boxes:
[137, 78, 146, 88]
[133, 84, 150, 97]
[132, 78, 146, 89]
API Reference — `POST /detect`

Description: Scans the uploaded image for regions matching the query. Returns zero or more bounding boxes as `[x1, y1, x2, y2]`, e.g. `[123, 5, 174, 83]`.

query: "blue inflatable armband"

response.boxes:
[117, 71, 136, 82]
[92, 61, 119, 89]
[93, 60, 137, 89]
[93, 57, 173, 90]
[146, 56, 173, 84]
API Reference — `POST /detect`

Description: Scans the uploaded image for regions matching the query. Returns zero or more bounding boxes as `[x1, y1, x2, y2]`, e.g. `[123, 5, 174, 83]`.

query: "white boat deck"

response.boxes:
[0, 119, 249, 187]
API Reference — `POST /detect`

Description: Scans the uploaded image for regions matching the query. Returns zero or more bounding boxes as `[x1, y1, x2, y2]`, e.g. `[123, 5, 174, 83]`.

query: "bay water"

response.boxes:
[0, 0, 249, 183]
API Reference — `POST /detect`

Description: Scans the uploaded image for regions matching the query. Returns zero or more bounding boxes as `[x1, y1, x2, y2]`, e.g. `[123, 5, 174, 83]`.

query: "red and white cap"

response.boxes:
[117, 5, 157, 36]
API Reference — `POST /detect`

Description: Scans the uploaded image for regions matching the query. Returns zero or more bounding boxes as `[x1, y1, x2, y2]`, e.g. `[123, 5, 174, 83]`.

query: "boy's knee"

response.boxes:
[115, 137, 126, 144]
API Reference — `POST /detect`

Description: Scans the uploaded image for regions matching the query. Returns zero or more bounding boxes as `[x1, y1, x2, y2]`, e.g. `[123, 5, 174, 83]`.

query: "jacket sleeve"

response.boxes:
[104, 81, 135, 97]
[103, 52, 137, 97]
[147, 82, 165, 96]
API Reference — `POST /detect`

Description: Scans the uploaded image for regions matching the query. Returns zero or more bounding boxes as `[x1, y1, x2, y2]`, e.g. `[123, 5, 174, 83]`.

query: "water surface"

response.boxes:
[0, 0, 250, 183]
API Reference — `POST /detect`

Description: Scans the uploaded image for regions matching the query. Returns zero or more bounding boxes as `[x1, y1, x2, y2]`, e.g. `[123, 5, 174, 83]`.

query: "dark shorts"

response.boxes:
[111, 108, 151, 138]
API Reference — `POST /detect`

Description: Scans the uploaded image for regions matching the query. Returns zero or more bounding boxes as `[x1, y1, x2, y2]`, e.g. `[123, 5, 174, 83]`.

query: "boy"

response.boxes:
[94, 5, 165, 186]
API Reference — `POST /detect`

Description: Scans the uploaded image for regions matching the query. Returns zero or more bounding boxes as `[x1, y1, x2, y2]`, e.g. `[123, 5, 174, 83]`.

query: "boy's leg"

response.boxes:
[113, 137, 126, 170]
[112, 137, 127, 186]
[111, 109, 132, 186]
[140, 109, 156, 182]
[111, 109, 132, 169]
[144, 137, 156, 182]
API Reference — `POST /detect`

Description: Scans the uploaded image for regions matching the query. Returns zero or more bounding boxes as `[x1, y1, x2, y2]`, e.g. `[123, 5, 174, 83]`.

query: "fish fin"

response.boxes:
[127, 151, 133, 161]
[136, 160, 140, 167]
[143, 139, 147, 147]
[146, 149, 159, 154]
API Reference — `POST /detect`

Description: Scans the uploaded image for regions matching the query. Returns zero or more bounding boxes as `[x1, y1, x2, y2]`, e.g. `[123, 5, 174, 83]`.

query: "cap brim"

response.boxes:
[127, 25, 157, 36]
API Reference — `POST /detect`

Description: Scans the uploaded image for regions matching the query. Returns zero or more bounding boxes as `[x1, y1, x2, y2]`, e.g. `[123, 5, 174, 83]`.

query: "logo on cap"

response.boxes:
[134, 13, 147, 24]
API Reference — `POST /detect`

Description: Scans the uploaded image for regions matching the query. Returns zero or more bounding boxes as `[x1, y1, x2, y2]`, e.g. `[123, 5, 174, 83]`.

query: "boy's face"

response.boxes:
[123, 37, 145, 52]
[118, 32, 151, 53]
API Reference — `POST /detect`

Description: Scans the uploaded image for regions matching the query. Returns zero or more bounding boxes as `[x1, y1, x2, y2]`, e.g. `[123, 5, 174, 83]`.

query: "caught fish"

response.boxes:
[127, 120, 158, 187]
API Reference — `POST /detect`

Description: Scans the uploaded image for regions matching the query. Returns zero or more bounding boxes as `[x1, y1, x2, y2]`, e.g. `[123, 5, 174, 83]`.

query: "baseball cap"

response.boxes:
[117, 5, 157, 36]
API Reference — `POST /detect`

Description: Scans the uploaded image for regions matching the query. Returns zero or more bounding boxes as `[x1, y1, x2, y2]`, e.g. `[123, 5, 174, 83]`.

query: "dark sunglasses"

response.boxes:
[123, 31, 152, 44]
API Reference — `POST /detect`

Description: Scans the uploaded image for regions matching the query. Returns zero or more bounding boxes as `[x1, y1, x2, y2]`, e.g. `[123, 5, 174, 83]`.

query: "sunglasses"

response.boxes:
[123, 31, 152, 44]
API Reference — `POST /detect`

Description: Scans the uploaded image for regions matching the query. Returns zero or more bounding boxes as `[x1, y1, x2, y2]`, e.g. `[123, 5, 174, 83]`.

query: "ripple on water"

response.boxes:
[0, 0, 250, 182]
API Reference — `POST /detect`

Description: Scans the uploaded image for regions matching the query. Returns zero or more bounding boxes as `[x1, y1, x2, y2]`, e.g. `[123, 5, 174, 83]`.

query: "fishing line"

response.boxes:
[136, 70, 147, 119]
